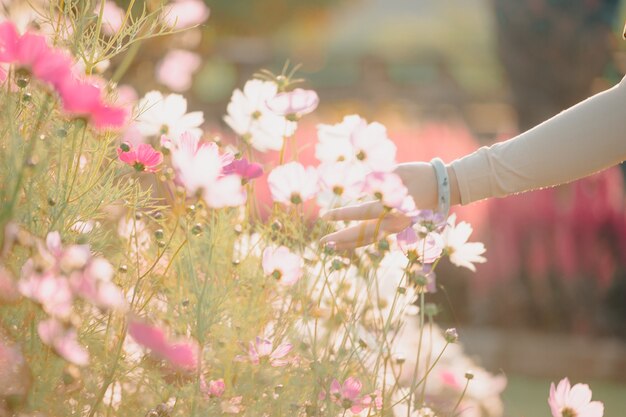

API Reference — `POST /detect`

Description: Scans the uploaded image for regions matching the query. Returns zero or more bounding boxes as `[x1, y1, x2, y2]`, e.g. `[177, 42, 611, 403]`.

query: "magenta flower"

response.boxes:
[127, 319, 198, 371]
[262, 246, 303, 286]
[117, 142, 163, 172]
[222, 158, 263, 183]
[549, 378, 604, 417]
[266, 88, 319, 118]
[237, 337, 293, 367]
[38, 318, 89, 366]
[362, 171, 408, 209]
[267, 162, 318, 205]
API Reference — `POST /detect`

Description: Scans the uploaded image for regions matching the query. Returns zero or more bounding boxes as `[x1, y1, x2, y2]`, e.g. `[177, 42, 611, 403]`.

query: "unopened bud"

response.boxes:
[444, 328, 459, 343]
[464, 371, 474, 380]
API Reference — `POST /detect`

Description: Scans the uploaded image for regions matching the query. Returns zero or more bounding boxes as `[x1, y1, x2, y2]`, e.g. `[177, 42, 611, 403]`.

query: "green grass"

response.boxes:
[503, 375, 626, 417]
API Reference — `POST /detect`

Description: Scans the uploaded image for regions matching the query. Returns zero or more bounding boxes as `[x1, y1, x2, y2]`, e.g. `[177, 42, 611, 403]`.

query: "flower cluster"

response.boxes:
[0, 21, 126, 129]
[19, 232, 125, 365]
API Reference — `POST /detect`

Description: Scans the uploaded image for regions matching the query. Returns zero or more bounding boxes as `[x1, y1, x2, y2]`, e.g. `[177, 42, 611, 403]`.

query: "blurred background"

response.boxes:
[103, 0, 626, 414]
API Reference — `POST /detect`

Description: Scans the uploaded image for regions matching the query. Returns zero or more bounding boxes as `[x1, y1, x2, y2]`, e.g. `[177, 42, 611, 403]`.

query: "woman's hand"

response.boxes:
[320, 162, 459, 251]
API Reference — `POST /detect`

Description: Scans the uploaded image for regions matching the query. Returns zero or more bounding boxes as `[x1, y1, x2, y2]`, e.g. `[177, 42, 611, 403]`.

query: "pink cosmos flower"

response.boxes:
[266, 88, 319, 118]
[170, 133, 246, 208]
[117, 142, 163, 172]
[201, 377, 226, 398]
[222, 158, 263, 183]
[156, 49, 201, 92]
[0, 22, 73, 89]
[98, 1, 126, 35]
[127, 319, 198, 371]
[362, 172, 408, 209]
[162, 0, 210, 30]
[238, 336, 293, 367]
[19, 265, 74, 318]
[59, 77, 127, 129]
[262, 246, 303, 286]
[549, 378, 604, 417]
[396, 228, 444, 265]
[38, 318, 89, 366]
[267, 162, 318, 205]
[328, 377, 369, 414]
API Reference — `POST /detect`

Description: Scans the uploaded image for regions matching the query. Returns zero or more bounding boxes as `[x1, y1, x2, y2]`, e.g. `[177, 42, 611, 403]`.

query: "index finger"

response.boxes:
[322, 201, 385, 221]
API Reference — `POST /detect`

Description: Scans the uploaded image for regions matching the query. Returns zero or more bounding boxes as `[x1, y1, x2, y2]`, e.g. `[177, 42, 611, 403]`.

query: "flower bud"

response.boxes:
[444, 328, 459, 343]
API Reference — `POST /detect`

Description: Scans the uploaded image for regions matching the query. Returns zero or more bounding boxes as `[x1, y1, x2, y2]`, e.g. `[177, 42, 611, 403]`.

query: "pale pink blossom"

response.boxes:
[362, 172, 408, 209]
[156, 49, 201, 92]
[170, 133, 246, 208]
[117, 142, 163, 172]
[549, 378, 604, 417]
[222, 158, 263, 183]
[98, 1, 125, 35]
[266, 88, 319, 118]
[19, 266, 74, 318]
[162, 0, 210, 30]
[224, 79, 297, 152]
[201, 377, 225, 398]
[221, 396, 243, 414]
[396, 228, 444, 265]
[38, 318, 89, 366]
[262, 246, 303, 286]
[267, 162, 318, 205]
[441, 213, 486, 272]
[327, 377, 374, 414]
[127, 319, 199, 371]
[136, 91, 204, 139]
[238, 337, 293, 367]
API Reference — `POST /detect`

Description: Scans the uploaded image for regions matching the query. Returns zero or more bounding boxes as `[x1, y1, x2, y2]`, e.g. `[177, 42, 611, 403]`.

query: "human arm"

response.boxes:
[321, 76, 626, 250]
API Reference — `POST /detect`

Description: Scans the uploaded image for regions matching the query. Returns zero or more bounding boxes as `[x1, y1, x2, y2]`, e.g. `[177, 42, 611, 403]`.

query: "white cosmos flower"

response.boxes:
[224, 79, 297, 152]
[135, 91, 204, 140]
[316, 161, 366, 211]
[268, 162, 318, 205]
[315, 114, 397, 172]
[441, 213, 486, 272]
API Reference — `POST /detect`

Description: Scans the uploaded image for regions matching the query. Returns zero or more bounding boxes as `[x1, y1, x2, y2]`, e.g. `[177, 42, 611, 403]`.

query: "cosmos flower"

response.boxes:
[127, 319, 199, 371]
[238, 337, 293, 367]
[136, 91, 204, 139]
[549, 378, 604, 417]
[262, 246, 303, 286]
[38, 318, 89, 366]
[224, 79, 297, 152]
[362, 172, 408, 209]
[117, 142, 163, 172]
[222, 158, 263, 183]
[266, 88, 319, 118]
[162, 0, 210, 30]
[441, 213, 486, 272]
[267, 162, 318, 205]
[156, 49, 202, 92]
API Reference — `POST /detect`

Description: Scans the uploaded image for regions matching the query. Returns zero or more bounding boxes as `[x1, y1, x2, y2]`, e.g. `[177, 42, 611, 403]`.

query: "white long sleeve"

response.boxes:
[451, 76, 626, 205]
